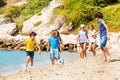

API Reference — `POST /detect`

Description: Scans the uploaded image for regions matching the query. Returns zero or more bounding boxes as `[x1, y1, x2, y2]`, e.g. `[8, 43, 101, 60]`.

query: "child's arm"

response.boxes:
[95, 31, 99, 35]
[14, 41, 25, 50]
[101, 20, 110, 40]
[47, 43, 50, 53]
[59, 40, 62, 53]
[36, 44, 41, 54]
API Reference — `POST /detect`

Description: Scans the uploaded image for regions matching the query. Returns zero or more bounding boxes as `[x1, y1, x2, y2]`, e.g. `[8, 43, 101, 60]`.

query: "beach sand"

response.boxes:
[1, 50, 120, 80]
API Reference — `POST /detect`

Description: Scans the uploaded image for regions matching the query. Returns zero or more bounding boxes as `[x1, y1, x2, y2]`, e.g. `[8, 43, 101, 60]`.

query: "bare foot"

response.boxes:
[107, 56, 111, 62]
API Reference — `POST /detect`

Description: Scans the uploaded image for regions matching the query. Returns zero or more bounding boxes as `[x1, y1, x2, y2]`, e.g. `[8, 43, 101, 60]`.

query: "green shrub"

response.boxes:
[22, 0, 50, 16]
[34, 21, 42, 27]
[53, 0, 100, 28]
[3, 5, 22, 18]
[17, 15, 33, 30]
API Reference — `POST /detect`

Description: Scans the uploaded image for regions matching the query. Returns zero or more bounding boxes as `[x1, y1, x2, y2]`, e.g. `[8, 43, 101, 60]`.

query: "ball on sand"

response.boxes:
[58, 58, 64, 64]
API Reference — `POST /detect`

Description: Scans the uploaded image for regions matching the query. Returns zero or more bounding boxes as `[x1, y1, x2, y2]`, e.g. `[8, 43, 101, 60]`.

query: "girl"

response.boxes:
[77, 24, 88, 58]
[88, 25, 97, 56]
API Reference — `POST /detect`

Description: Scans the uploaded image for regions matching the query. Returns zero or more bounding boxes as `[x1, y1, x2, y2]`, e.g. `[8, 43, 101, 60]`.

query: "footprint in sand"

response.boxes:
[18, 70, 33, 80]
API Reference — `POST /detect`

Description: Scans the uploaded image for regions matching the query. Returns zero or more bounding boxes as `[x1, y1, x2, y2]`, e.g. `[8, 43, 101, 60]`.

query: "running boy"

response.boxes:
[14, 32, 41, 70]
[77, 24, 88, 58]
[94, 12, 111, 62]
[47, 30, 60, 65]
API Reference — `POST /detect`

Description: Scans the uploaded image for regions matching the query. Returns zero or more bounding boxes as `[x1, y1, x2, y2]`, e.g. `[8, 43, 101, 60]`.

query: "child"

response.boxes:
[47, 30, 60, 65]
[94, 12, 111, 62]
[77, 24, 88, 58]
[14, 32, 41, 70]
[88, 25, 97, 56]
[55, 30, 62, 52]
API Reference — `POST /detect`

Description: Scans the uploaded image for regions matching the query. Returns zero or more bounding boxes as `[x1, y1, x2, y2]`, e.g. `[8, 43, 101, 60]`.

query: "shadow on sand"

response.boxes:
[111, 59, 120, 62]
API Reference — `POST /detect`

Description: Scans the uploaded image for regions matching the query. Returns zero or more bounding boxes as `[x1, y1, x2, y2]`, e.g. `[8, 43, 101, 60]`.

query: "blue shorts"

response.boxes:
[100, 36, 107, 49]
[50, 48, 60, 60]
[26, 51, 34, 59]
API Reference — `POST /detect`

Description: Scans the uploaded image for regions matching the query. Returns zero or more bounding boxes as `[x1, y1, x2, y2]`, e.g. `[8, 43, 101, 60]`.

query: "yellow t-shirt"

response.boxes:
[25, 39, 37, 51]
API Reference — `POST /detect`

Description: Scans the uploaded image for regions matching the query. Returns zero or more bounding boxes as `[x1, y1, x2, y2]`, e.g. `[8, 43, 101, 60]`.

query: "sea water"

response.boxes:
[0, 50, 81, 75]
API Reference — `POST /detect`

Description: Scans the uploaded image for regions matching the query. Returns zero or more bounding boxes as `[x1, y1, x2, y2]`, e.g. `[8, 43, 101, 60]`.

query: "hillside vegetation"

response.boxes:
[0, 0, 51, 29]
[0, 0, 120, 32]
[53, 0, 120, 32]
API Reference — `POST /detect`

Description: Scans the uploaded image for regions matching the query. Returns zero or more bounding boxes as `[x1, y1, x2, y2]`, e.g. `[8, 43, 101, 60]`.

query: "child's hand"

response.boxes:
[38, 50, 41, 55]
[47, 50, 49, 53]
[107, 34, 110, 40]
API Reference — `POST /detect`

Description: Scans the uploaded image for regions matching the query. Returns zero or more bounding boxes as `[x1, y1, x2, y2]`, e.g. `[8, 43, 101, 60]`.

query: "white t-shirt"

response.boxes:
[88, 30, 96, 43]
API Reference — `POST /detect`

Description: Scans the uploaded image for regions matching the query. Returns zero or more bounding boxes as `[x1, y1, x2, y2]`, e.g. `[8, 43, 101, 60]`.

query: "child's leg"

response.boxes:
[29, 52, 34, 67]
[30, 58, 33, 66]
[51, 59, 55, 65]
[91, 44, 96, 56]
[102, 47, 111, 60]
[88, 43, 92, 51]
[50, 49, 55, 65]
[83, 43, 87, 57]
[54, 49, 60, 63]
[80, 44, 84, 58]
[26, 56, 30, 70]
[100, 36, 110, 61]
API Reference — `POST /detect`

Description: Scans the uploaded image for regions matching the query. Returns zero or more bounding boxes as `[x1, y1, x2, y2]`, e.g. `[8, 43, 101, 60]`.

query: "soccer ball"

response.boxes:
[58, 58, 64, 64]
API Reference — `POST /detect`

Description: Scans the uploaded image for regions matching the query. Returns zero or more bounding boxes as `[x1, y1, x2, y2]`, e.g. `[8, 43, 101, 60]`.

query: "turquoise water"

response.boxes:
[0, 50, 80, 75]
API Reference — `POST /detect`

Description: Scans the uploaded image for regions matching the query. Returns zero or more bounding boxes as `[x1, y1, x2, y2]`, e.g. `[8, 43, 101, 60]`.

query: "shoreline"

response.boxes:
[1, 49, 120, 80]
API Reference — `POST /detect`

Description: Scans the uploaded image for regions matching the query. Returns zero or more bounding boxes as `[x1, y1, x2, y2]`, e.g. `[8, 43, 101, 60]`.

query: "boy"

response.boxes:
[94, 12, 111, 62]
[15, 32, 41, 70]
[47, 30, 60, 65]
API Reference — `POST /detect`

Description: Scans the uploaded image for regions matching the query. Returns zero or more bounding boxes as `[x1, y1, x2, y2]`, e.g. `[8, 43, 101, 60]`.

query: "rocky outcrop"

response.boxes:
[22, 0, 63, 35]
[0, 23, 18, 38]
[13, 1, 27, 6]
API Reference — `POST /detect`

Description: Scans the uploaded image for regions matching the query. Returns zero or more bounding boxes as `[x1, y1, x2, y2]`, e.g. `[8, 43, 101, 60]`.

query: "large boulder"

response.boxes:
[22, 0, 63, 36]
[61, 34, 76, 45]
[0, 23, 17, 38]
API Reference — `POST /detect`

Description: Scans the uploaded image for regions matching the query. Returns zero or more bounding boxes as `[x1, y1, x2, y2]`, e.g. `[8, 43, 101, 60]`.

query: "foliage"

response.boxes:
[22, 0, 50, 16]
[17, 15, 33, 30]
[3, 5, 22, 18]
[34, 21, 42, 27]
[100, 4, 120, 32]
[53, 0, 100, 28]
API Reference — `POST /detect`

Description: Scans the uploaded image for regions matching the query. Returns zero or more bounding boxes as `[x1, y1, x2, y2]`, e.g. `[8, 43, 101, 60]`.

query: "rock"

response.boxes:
[0, 23, 17, 38]
[109, 33, 119, 44]
[0, 39, 3, 45]
[61, 34, 76, 45]
[0, 15, 5, 25]
[66, 22, 74, 31]
[53, 16, 65, 30]
[22, 0, 63, 36]
[13, 1, 27, 6]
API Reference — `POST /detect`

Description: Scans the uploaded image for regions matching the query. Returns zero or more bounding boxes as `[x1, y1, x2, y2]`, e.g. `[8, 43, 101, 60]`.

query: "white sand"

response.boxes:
[1, 50, 120, 80]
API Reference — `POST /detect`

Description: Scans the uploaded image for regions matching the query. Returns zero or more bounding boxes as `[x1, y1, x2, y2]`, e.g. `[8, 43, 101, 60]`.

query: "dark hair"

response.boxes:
[94, 12, 103, 19]
[56, 30, 62, 42]
[30, 32, 37, 37]
[88, 24, 94, 29]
